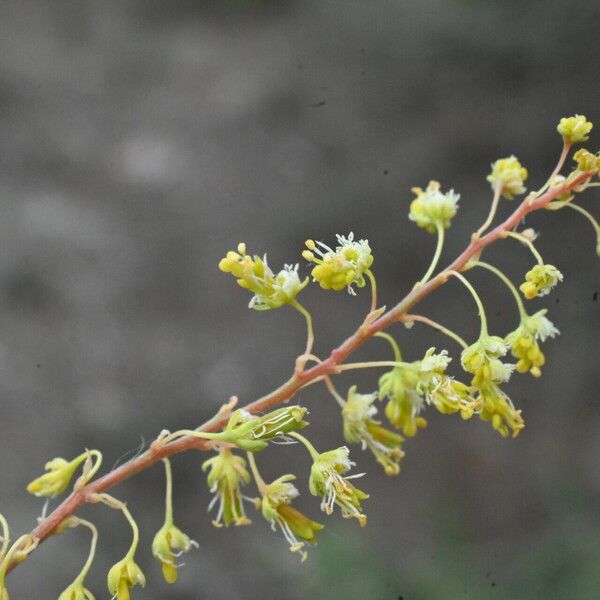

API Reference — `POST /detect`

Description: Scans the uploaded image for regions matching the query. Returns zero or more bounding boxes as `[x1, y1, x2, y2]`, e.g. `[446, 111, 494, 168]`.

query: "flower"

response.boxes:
[219, 243, 308, 310]
[202, 449, 254, 527]
[152, 523, 197, 584]
[27, 452, 96, 498]
[573, 148, 600, 172]
[461, 336, 514, 387]
[302, 233, 373, 294]
[487, 156, 528, 199]
[557, 115, 593, 144]
[519, 264, 563, 299]
[260, 474, 323, 561]
[409, 180, 460, 233]
[378, 365, 427, 436]
[505, 310, 559, 377]
[416, 348, 476, 418]
[58, 581, 95, 600]
[308, 446, 368, 525]
[475, 383, 524, 438]
[342, 386, 405, 475]
[107, 556, 146, 600]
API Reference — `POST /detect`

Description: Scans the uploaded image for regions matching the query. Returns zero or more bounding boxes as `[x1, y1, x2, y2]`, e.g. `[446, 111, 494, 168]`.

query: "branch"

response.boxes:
[7, 168, 596, 574]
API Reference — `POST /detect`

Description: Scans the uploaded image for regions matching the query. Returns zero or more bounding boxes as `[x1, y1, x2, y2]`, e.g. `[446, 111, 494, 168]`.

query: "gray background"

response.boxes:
[1, 1, 599, 599]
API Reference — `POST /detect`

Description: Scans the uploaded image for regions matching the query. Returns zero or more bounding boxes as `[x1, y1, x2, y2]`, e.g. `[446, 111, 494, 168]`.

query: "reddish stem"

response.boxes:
[6, 169, 596, 574]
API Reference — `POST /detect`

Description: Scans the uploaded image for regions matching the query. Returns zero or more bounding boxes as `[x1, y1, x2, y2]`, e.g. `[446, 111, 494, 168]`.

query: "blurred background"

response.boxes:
[1, 1, 599, 598]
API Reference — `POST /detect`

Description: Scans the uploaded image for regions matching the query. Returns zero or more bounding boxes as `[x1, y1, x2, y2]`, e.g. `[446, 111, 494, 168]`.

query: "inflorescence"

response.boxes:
[0, 115, 598, 599]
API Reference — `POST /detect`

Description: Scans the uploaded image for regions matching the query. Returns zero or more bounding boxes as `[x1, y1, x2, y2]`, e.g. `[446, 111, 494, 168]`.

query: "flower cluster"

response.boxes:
[378, 364, 427, 436]
[505, 310, 559, 377]
[461, 335, 514, 387]
[302, 233, 373, 294]
[487, 155, 528, 199]
[409, 180, 460, 233]
[218, 243, 308, 310]
[573, 148, 600, 173]
[519, 264, 563, 299]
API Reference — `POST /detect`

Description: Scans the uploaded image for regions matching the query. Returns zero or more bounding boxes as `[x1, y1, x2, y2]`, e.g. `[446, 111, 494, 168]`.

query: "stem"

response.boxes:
[73, 519, 98, 584]
[553, 201, 600, 236]
[246, 452, 267, 495]
[163, 459, 174, 526]
[449, 270, 488, 337]
[97, 494, 139, 558]
[6, 166, 597, 575]
[288, 432, 320, 461]
[419, 222, 445, 284]
[534, 140, 571, 197]
[473, 261, 527, 320]
[337, 360, 407, 372]
[401, 314, 469, 349]
[323, 375, 346, 408]
[476, 185, 502, 237]
[366, 269, 378, 313]
[505, 231, 544, 265]
[290, 300, 314, 357]
[375, 332, 402, 361]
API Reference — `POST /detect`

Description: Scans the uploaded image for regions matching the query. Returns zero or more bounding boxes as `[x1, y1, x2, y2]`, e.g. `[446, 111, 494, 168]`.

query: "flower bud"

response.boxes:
[409, 180, 460, 233]
[519, 264, 563, 299]
[557, 114, 593, 144]
[152, 524, 197, 584]
[107, 556, 146, 600]
[487, 156, 528, 199]
[303, 233, 373, 294]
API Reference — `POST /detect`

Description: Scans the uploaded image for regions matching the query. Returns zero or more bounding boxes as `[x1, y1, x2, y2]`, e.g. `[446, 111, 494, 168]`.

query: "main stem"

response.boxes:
[6, 168, 596, 574]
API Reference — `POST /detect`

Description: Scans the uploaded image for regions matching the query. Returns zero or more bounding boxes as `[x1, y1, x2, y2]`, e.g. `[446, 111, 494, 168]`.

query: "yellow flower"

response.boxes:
[505, 310, 559, 377]
[342, 386, 405, 475]
[573, 148, 600, 172]
[308, 446, 368, 525]
[461, 336, 514, 387]
[27, 450, 101, 498]
[107, 556, 145, 600]
[152, 523, 197, 584]
[476, 383, 524, 438]
[202, 449, 254, 527]
[487, 156, 528, 199]
[417, 348, 476, 418]
[378, 365, 427, 436]
[302, 233, 373, 294]
[219, 243, 308, 310]
[557, 114, 593, 144]
[519, 264, 563, 299]
[260, 474, 323, 561]
[58, 581, 95, 600]
[409, 180, 460, 233]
